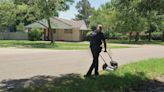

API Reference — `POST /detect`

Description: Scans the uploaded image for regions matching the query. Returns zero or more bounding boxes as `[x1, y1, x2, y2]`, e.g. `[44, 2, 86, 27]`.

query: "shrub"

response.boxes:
[151, 32, 162, 40]
[16, 23, 25, 31]
[28, 28, 43, 41]
[108, 32, 128, 40]
[140, 35, 148, 40]
[152, 34, 161, 40]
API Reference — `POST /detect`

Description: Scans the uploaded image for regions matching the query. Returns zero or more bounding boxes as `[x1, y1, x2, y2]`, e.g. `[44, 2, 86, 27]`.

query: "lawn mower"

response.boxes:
[100, 51, 118, 71]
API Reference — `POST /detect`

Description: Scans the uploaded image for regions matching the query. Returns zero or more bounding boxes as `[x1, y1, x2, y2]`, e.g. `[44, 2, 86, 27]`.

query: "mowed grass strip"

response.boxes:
[0, 40, 130, 50]
[109, 39, 164, 45]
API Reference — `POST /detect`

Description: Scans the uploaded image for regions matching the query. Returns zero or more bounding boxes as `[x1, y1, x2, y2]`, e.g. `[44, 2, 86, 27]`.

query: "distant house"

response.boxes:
[26, 17, 88, 41]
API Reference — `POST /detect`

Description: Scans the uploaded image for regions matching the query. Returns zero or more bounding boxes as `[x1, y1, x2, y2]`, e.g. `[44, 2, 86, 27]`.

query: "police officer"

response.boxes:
[85, 24, 107, 77]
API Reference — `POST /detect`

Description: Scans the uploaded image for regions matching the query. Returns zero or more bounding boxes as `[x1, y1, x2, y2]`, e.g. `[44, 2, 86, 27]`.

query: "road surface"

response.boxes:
[0, 45, 164, 81]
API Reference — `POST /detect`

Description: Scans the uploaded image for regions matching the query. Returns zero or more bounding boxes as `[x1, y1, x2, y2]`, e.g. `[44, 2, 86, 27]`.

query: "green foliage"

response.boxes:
[89, 2, 118, 40]
[0, 0, 35, 31]
[16, 3, 29, 22]
[0, 0, 74, 34]
[28, 28, 43, 41]
[89, 3, 116, 30]
[28, 0, 74, 20]
[0, 0, 16, 29]
[114, 0, 147, 33]
[84, 31, 92, 41]
[151, 32, 162, 40]
[137, 0, 164, 15]
[156, 16, 164, 32]
[16, 23, 25, 31]
[75, 0, 94, 26]
[89, 0, 163, 42]
[109, 32, 128, 40]
[137, 0, 164, 41]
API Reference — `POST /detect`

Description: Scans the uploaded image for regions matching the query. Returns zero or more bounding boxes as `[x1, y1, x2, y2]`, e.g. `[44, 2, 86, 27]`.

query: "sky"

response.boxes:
[59, 0, 110, 20]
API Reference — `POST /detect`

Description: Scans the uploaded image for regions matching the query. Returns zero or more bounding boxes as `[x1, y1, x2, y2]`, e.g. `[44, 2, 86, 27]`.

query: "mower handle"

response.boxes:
[106, 51, 113, 61]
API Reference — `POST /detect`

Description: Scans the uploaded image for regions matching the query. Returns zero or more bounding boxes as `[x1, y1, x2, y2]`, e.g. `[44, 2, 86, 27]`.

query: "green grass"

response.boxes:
[0, 40, 130, 50]
[115, 58, 164, 77]
[109, 40, 164, 45]
[10, 58, 164, 92]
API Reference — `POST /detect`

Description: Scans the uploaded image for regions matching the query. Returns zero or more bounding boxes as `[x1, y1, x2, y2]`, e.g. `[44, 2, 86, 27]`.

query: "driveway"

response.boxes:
[0, 45, 164, 81]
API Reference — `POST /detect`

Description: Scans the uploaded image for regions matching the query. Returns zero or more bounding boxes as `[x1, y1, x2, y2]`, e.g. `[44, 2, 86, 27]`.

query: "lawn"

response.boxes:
[109, 39, 164, 45]
[0, 40, 130, 50]
[5, 58, 164, 92]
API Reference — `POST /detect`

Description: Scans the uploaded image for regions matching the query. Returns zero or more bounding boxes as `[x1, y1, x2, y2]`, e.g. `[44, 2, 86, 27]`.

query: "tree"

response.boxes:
[16, 4, 29, 31]
[75, 0, 94, 26]
[161, 23, 164, 42]
[27, 0, 74, 43]
[0, 0, 16, 31]
[89, 2, 118, 39]
[13, 0, 30, 4]
[83, 0, 164, 43]
[0, 0, 73, 43]
[156, 15, 164, 42]
[137, 0, 164, 41]
[0, 0, 35, 32]
[112, 0, 147, 42]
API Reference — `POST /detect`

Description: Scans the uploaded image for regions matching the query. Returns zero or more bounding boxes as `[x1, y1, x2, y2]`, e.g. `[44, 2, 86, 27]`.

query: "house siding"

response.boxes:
[64, 30, 73, 41]
[71, 28, 81, 41]
[26, 17, 87, 41]
[53, 29, 58, 40]
[51, 28, 81, 41]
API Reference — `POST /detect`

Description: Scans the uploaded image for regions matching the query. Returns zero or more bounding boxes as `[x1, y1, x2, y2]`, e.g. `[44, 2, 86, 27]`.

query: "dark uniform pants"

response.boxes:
[87, 46, 101, 75]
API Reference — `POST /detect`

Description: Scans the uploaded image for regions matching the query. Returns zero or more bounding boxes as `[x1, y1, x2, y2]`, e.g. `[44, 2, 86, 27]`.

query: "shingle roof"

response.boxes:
[26, 17, 88, 30]
[26, 17, 72, 29]
[56, 17, 88, 30]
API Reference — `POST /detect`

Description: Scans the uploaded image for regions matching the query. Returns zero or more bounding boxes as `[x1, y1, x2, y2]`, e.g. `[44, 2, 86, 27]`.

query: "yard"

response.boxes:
[109, 40, 164, 45]
[0, 40, 130, 50]
[0, 0, 163, 92]
[0, 40, 163, 92]
[4, 58, 164, 92]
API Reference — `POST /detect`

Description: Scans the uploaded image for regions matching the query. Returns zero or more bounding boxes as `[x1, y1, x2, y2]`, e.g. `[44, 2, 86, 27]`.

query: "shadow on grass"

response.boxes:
[1, 72, 163, 92]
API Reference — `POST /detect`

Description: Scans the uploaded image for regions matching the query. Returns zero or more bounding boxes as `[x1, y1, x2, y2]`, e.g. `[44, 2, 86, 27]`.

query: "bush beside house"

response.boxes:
[28, 28, 43, 41]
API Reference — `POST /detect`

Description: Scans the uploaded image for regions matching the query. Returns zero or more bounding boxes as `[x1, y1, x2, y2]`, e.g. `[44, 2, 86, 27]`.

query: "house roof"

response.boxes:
[26, 17, 88, 30]
[26, 17, 72, 29]
[56, 17, 88, 30]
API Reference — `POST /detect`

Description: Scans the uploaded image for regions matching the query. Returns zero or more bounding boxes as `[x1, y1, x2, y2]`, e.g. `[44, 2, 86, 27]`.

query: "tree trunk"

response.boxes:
[135, 32, 140, 42]
[129, 32, 132, 43]
[162, 31, 164, 42]
[47, 18, 54, 43]
[148, 30, 152, 42]
[44, 30, 46, 41]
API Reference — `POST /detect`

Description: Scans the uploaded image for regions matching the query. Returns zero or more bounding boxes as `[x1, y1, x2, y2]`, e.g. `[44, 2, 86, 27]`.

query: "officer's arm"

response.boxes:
[101, 32, 107, 52]
[103, 39, 107, 52]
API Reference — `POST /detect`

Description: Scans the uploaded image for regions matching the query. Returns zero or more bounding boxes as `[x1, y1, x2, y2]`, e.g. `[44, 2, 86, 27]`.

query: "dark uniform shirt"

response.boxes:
[90, 30, 105, 47]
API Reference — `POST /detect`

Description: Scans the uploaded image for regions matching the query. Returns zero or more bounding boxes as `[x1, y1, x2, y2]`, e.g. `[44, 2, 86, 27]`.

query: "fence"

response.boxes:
[0, 32, 28, 40]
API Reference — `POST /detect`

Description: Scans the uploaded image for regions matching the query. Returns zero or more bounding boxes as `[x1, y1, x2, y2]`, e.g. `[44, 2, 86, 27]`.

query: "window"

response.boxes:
[53, 30, 56, 33]
[64, 29, 72, 34]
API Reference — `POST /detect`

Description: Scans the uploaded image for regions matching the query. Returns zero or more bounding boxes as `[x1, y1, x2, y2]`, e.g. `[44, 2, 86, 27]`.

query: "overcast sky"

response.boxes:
[59, 0, 110, 19]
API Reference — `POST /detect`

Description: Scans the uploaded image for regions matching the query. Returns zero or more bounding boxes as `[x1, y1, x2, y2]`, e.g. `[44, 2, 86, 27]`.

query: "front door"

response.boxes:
[57, 29, 64, 41]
